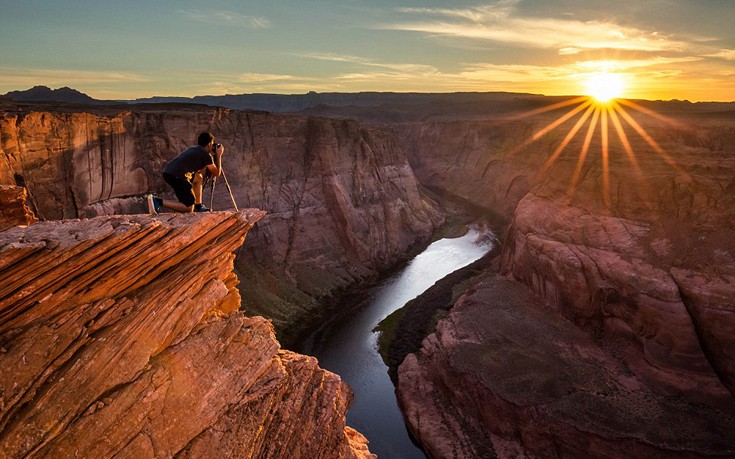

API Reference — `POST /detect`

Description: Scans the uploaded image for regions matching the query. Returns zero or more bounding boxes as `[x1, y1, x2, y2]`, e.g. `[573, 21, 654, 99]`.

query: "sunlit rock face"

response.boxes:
[398, 109, 735, 456]
[0, 185, 37, 230]
[0, 105, 442, 338]
[0, 211, 374, 458]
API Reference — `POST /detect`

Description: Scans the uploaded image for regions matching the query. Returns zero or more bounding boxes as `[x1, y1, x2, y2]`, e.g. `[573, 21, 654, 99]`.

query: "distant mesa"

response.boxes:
[2, 85, 107, 105]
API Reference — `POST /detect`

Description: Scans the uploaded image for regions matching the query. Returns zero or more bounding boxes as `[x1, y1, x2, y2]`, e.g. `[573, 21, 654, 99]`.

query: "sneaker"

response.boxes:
[194, 203, 211, 212]
[147, 194, 161, 215]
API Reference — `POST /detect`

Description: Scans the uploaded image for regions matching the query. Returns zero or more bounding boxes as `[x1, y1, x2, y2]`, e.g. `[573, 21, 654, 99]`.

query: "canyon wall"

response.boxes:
[397, 275, 735, 458]
[398, 108, 735, 456]
[0, 209, 373, 458]
[0, 104, 442, 340]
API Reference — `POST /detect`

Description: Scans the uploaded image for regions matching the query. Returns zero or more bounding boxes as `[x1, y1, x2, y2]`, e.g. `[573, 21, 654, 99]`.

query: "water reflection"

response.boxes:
[299, 226, 494, 458]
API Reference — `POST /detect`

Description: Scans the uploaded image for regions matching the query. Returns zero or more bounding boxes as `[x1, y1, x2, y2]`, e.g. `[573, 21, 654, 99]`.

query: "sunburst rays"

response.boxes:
[502, 96, 687, 208]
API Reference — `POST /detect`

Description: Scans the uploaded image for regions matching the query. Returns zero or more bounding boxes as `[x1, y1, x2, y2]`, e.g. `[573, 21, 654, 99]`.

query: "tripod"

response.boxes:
[209, 168, 239, 211]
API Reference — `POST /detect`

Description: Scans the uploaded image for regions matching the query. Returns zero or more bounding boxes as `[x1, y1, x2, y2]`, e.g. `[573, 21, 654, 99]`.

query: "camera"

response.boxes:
[213, 142, 222, 150]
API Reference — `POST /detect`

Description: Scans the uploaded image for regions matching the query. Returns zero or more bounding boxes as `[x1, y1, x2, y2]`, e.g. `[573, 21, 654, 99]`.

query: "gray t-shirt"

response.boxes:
[163, 145, 214, 180]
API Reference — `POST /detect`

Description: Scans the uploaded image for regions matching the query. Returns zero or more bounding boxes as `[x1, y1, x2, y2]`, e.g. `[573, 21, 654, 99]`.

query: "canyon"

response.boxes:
[0, 103, 442, 343]
[394, 104, 735, 456]
[1, 93, 734, 457]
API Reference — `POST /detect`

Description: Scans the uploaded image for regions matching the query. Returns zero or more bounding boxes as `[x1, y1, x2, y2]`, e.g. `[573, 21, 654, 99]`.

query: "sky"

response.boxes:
[0, 0, 733, 101]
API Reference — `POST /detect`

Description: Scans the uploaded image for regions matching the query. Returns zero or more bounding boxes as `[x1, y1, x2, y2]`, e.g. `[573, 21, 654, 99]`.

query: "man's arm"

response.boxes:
[206, 144, 224, 177]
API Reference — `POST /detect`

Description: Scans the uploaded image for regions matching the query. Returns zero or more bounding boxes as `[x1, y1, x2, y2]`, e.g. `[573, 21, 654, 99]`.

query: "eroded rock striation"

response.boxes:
[0, 211, 373, 458]
[0, 105, 442, 340]
[0, 185, 38, 231]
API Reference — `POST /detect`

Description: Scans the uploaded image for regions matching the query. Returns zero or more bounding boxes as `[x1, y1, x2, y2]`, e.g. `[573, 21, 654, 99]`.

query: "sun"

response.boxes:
[584, 72, 625, 103]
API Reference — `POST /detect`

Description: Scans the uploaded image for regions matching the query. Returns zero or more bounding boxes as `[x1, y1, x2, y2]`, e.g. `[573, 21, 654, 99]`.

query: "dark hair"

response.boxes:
[197, 132, 215, 147]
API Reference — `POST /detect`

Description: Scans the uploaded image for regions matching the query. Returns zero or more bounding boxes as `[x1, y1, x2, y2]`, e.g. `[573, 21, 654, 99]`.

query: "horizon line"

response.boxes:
[3, 85, 734, 105]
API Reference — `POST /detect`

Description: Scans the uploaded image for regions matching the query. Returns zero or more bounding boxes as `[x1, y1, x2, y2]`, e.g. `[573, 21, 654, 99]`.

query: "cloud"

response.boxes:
[0, 68, 148, 86]
[192, 78, 336, 95]
[299, 52, 373, 64]
[395, 1, 520, 22]
[179, 10, 270, 28]
[382, 3, 687, 54]
[458, 63, 568, 83]
[706, 49, 735, 61]
[300, 52, 438, 73]
[573, 57, 702, 72]
[236, 73, 296, 83]
[328, 64, 557, 94]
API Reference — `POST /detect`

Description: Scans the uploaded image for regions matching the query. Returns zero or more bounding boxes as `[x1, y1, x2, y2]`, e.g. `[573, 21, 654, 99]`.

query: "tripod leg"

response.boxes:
[221, 169, 239, 211]
[210, 177, 217, 209]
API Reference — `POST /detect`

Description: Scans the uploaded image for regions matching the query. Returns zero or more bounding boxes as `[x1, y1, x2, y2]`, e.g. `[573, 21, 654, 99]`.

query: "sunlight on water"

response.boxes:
[375, 227, 494, 320]
[299, 226, 495, 458]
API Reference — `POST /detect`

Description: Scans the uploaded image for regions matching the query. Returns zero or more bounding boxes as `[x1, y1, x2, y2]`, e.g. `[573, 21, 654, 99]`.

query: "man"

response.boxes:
[147, 132, 225, 214]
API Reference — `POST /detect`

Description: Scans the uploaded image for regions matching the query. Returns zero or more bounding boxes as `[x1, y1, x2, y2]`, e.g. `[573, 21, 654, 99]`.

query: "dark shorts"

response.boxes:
[163, 173, 195, 207]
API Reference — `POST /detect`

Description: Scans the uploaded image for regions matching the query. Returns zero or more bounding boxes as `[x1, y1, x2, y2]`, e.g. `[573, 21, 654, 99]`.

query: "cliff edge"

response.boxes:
[0, 211, 373, 458]
[0, 105, 442, 342]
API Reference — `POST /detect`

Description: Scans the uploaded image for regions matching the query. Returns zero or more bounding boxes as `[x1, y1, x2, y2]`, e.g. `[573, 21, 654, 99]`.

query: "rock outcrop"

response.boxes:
[397, 105, 735, 456]
[0, 211, 373, 458]
[0, 105, 442, 340]
[397, 276, 735, 458]
[0, 185, 37, 231]
[501, 192, 735, 398]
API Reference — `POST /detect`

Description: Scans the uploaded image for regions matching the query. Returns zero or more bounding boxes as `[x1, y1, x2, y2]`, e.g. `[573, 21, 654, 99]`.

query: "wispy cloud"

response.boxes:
[396, 0, 519, 22]
[707, 49, 735, 61]
[179, 10, 270, 28]
[191, 78, 334, 95]
[235, 73, 296, 83]
[0, 68, 148, 86]
[301, 52, 438, 73]
[383, 3, 687, 54]
[573, 57, 702, 72]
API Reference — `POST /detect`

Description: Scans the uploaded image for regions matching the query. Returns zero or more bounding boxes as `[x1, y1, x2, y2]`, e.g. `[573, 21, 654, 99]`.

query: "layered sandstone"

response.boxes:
[0, 211, 373, 458]
[0, 185, 37, 231]
[501, 192, 735, 398]
[0, 105, 442, 339]
[397, 107, 735, 456]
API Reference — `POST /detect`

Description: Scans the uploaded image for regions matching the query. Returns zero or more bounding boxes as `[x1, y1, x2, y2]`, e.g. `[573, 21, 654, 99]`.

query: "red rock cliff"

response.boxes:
[398, 107, 735, 456]
[0, 104, 442, 338]
[0, 211, 374, 458]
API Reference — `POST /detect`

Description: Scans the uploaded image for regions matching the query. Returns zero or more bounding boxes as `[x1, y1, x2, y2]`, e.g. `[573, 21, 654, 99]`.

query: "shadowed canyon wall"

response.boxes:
[396, 109, 735, 456]
[0, 104, 442, 341]
[0, 210, 374, 458]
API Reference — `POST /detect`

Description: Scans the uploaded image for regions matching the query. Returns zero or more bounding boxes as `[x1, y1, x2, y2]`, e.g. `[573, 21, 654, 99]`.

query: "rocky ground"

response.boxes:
[0, 204, 374, 458]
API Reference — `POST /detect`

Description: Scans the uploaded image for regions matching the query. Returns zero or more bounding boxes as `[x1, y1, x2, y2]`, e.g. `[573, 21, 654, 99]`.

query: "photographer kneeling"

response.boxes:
[147, 132, 224, 214]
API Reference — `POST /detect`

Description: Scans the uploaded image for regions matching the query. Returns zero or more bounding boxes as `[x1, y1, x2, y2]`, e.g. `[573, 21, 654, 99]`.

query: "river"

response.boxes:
[297, 226, 495, 458]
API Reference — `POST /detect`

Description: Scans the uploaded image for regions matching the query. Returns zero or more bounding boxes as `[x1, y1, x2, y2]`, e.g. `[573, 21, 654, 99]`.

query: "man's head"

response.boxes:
[197, 132, 215, 148]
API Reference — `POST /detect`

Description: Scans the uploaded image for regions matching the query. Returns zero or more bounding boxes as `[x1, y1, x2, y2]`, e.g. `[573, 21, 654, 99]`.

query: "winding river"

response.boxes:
[297, 227, 495, 458]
